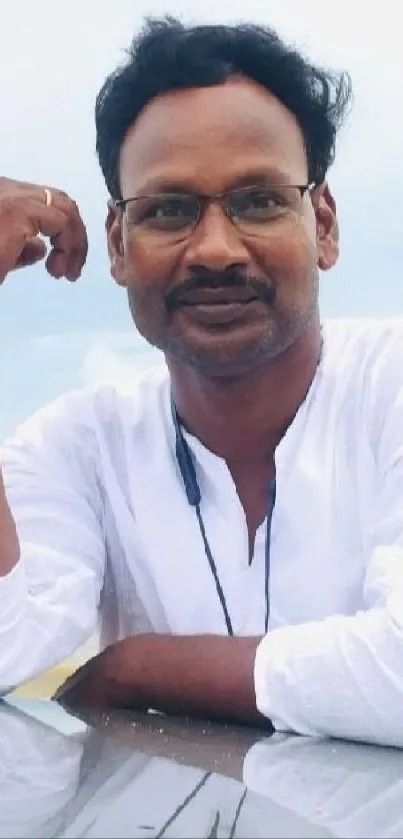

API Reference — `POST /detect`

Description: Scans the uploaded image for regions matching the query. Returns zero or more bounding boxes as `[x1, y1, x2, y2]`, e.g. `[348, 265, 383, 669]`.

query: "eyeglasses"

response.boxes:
[114, 183, 316, 245]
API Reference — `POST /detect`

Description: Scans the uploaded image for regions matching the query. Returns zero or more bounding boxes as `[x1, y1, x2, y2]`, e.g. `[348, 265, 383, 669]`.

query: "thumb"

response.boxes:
[13, 236, 47, 270]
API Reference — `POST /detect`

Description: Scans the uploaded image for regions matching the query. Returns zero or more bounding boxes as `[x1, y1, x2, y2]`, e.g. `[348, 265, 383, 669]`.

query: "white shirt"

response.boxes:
[1, 318, 403, 746]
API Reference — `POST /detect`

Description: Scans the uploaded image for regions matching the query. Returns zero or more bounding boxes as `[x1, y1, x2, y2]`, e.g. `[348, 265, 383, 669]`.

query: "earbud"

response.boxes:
[171, 395, 201, 507]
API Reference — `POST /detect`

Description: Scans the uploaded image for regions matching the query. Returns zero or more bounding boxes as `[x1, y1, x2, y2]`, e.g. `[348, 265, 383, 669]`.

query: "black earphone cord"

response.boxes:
[171, 396, 276, 636]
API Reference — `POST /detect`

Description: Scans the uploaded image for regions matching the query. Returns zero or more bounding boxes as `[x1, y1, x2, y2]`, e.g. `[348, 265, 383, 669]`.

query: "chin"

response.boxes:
[168, 331, 279, 379]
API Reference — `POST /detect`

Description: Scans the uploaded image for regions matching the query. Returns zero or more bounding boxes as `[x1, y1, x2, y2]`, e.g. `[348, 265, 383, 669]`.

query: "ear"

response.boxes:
[313, 183, 339, 272]
[106, 200, 129, 287]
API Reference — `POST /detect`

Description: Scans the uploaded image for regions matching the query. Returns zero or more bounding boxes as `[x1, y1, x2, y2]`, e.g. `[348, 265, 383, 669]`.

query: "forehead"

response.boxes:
[119, 77, 308, 195]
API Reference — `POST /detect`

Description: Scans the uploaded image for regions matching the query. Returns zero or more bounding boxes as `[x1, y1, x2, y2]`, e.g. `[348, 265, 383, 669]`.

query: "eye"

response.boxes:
[231, 188, 289, 220]
[145, 199, 184, 219]
[134, 195, 198, 231]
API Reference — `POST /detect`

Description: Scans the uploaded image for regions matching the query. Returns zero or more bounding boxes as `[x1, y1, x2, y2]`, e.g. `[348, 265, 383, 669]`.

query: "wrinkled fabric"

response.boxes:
[2, 319, 403, 745]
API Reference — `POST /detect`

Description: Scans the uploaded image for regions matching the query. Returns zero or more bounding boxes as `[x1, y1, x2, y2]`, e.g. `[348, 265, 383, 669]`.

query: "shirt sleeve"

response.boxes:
[254, 331, 403, 747]
[0, 391, 105, 695]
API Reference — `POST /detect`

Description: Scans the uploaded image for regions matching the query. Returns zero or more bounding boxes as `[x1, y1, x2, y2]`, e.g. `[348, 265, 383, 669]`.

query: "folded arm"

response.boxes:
[57, 343, 403, 748]
[0, 392, 104, 694]
[55, 586, 403, 746]
[55, 633, 268, 727]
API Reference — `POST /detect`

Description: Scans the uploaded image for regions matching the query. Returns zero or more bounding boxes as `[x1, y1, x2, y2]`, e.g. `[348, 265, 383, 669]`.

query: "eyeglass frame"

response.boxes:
[113, 181, 317, 242]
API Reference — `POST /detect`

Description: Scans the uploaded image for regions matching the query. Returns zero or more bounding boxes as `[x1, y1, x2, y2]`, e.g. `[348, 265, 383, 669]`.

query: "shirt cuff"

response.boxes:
[254, 631, 295, 734]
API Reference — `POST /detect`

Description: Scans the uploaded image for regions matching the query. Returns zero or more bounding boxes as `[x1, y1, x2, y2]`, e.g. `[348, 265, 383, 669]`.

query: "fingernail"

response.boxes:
[69, 261, 82, 282]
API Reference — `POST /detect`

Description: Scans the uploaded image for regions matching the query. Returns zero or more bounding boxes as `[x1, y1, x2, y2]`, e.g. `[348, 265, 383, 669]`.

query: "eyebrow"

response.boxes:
[131, 168, 298, 197]
[228, 169, 297, 189]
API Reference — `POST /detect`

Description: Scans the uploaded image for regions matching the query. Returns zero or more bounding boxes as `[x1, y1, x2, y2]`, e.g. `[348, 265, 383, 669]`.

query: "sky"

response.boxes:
[0, 0, 402, 434]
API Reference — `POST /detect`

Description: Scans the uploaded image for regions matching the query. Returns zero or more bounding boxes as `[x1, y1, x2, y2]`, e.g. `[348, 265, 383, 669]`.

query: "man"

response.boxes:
[0, 17, 403, 747]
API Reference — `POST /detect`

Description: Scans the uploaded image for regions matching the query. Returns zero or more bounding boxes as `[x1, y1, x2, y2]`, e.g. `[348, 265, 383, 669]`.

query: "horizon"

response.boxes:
[0, 0, 401, 433]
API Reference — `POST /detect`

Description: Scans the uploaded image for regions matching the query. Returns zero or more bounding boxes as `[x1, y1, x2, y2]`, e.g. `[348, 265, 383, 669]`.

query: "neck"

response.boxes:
[168, 318, 323, 463]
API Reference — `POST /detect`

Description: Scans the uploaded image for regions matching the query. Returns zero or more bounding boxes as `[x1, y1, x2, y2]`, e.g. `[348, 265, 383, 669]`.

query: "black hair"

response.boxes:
[95, 16, 352, 199]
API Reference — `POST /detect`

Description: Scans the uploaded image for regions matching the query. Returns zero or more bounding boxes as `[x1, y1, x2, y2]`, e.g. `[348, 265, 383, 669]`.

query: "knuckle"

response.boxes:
[51, 187, 69, 202]
[55, 189, 77, 211]
[0, 175, 16, 193]
[57, 192, 84, 227]
[0, 198, 36, 232]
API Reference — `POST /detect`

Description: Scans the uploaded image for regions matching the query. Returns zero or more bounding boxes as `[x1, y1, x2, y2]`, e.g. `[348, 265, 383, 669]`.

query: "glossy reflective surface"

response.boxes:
[1, 698, 403, 837]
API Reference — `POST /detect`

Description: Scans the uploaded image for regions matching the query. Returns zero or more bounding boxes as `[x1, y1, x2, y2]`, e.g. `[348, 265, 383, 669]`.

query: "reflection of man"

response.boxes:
[1, 701, 403, 838]
[0, 702, 287, 839]
[0, 17, 403, 746]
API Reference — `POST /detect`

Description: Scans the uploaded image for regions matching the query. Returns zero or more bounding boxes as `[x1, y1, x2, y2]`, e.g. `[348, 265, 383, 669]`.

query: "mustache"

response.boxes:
[165, 268, 275, 311]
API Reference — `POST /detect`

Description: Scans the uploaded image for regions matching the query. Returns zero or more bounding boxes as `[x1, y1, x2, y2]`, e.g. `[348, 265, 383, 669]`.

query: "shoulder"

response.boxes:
[321, 318, 403, 450]
[1, 362, 170, 468]
[323, 318, 403, 367]
[322, 318, 403, 394]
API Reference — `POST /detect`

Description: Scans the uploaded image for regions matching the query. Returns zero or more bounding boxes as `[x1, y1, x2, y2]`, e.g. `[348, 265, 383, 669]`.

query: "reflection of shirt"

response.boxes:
[244, 737, 403, 838]
[2, 702, 403, 839]
[0, 704, 83, 838]
[2, 319, 403, 745]
[2, 703, 319, 839]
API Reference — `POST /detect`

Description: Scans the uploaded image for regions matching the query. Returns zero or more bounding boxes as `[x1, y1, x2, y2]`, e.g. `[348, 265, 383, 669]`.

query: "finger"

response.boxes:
[21, 198, 79, 280]
[62, 203, 88, 280]
[43, 191, 88, 280]
[0, 189, 87, 281]
[46, 244, 71, 280]
[0, 199, 69, 280]
[53, 671, 79, 701]
[0, 207, 38, 281]
[14, 237, 47, 269]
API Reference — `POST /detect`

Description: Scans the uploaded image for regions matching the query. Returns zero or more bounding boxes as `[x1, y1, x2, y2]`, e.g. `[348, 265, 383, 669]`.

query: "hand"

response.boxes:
[0, 178, 88, 575]
[0, 176, 88, 283]
[53, 644, 147, 712]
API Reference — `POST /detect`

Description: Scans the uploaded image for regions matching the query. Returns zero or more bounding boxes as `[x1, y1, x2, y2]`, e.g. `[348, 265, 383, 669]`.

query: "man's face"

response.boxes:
[107, 77, 338, 376]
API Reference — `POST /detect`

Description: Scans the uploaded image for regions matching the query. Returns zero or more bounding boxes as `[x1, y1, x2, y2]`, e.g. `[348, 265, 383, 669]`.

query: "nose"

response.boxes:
[183, 202, 250, 274]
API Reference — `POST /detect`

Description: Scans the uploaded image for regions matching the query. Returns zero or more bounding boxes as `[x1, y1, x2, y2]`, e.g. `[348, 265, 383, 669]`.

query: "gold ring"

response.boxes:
[44, 188, 52, 207]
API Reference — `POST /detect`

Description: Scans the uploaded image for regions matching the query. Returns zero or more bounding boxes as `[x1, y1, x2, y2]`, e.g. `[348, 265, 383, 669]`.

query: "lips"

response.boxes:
[175, 289, 265, 327]
[178, 287, 259, 306]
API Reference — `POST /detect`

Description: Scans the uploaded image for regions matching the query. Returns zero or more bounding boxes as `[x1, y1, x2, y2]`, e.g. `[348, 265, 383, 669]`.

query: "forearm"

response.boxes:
[0, 472, 19, 577]
[0, 553, 99, 696]
[112, 634, 271, 728]
[101, 597, 403, 746]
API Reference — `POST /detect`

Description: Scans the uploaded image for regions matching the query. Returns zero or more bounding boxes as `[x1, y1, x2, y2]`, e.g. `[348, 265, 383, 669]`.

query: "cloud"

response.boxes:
[31, 330, 165, 384]
[0, 0, 402, 419]
[79, 341, 165, 388]
[0, 331, 164, 436]
[32, 330, 152, 356]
